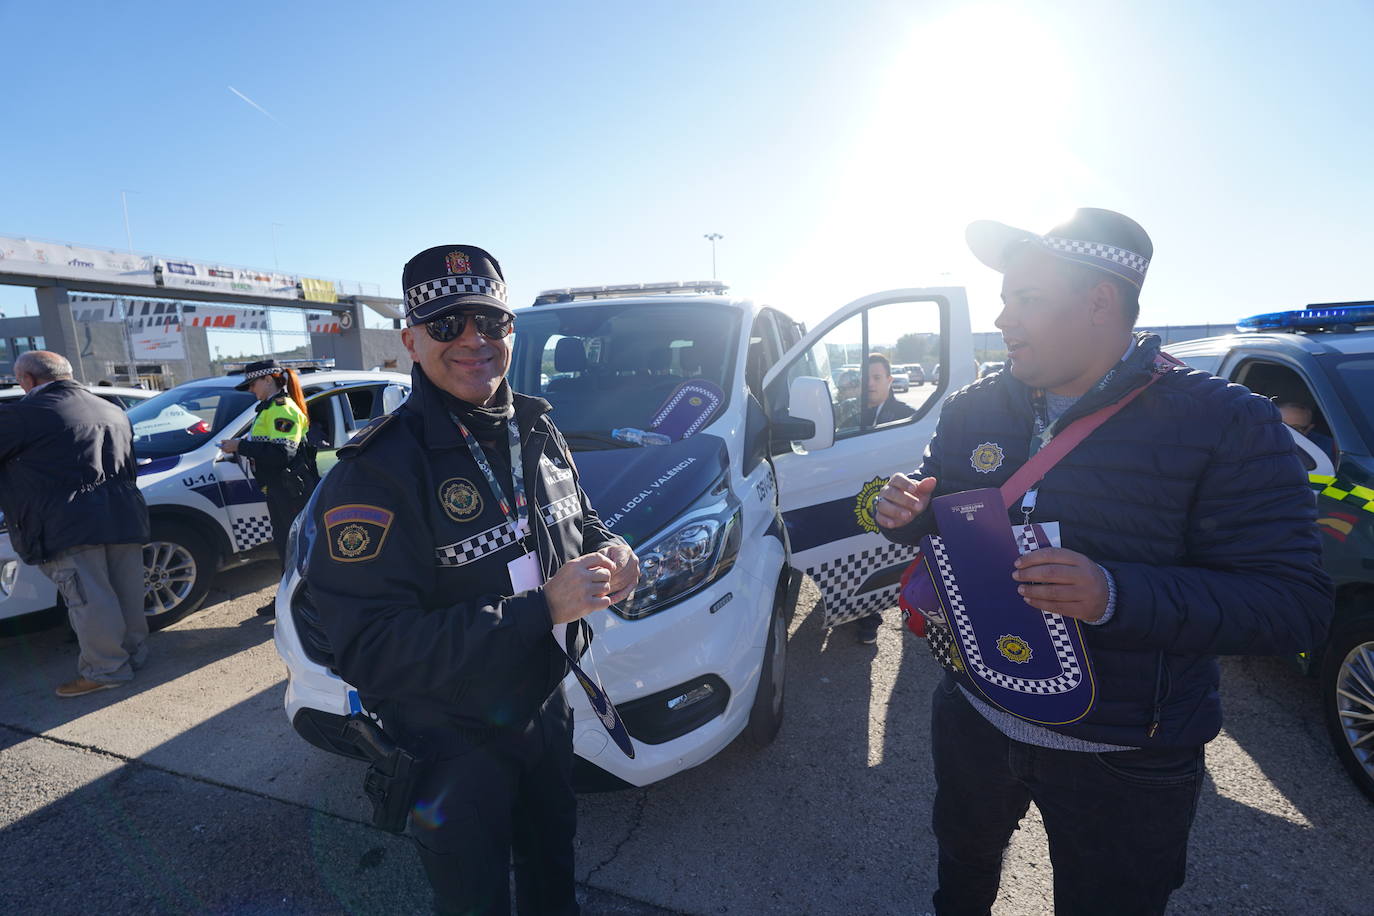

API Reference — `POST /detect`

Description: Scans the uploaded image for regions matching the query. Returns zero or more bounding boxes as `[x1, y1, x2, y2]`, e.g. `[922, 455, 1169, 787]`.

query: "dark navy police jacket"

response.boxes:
[0, 380, 150, 565]
[304, 367, 625, 745]
[884, 334, 1333, 747]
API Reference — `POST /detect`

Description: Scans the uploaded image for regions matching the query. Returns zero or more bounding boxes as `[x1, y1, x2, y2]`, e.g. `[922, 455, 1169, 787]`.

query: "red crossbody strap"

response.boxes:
[998, 352, 1181, 506]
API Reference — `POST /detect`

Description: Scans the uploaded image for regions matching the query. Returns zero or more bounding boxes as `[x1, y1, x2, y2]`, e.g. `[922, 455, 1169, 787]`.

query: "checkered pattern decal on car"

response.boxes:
[809, 540, 918, 628]
[231, 515, 274, 552]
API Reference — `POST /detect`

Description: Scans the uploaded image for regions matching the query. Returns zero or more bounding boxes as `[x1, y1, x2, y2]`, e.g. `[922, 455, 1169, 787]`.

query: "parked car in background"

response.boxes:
[901, 364, 926, 385]
[890, 369, 910, 393]
[0, 367, 410, 630]
[0, 382, 157, 626]
[1170, 301, 1374, 802]
[977, 360, 1005, 379]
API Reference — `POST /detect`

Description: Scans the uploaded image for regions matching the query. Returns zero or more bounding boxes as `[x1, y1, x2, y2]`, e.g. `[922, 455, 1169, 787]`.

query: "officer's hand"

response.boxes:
[545, 553, 618, 624]
[600, 543, 640, 604]
[875, 474, 937, 528]
[1012, 548, 1109, 622]
[218, 439, 240, 455]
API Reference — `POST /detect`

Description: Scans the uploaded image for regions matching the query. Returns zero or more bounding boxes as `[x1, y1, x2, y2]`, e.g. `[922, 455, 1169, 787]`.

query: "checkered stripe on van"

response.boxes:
[808, 540, 917, 629]
[232, 515, 274, 552]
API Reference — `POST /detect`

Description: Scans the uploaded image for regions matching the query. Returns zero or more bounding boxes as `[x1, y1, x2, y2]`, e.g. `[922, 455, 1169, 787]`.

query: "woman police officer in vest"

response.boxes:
[219, 359, 319, 616]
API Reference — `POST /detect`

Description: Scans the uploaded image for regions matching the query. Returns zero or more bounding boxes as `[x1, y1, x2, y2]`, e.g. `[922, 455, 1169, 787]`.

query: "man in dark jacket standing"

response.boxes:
[304, 245, 638, 915]
[0, 351, 151, 697]
[874, 209, 1332, 915]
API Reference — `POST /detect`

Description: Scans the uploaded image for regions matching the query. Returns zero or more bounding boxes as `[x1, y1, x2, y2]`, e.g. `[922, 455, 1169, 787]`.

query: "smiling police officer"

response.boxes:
[304, 245, 638, 915]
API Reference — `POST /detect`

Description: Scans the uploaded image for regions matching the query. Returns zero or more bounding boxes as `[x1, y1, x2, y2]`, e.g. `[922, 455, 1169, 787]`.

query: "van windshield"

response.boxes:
[126, 384, 256, 459]
[509, 301, 739, 449]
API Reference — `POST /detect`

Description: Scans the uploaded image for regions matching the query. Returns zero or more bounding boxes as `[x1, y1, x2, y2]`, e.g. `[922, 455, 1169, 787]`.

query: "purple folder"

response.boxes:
[901, 488, 1096, 726]
[649, 380, 724, 441]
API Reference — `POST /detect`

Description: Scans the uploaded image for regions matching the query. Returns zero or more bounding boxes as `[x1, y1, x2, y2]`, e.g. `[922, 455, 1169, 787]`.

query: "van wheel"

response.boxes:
[143, 523, 216, 631]
[745, 581, 788, 747]
[1321, 614, 1374, 803]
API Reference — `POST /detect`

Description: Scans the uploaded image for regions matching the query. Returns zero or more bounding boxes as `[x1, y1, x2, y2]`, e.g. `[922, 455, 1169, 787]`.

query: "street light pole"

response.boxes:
[703, 233, 723, 280]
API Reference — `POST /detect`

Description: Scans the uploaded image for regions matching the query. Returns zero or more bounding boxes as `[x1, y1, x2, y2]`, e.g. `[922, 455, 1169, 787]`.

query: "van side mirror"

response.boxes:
[781, 376, 835, 451]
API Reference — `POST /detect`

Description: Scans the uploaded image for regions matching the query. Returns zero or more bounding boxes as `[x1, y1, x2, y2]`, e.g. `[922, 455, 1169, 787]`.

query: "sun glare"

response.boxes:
[765, 4, 1101, 325]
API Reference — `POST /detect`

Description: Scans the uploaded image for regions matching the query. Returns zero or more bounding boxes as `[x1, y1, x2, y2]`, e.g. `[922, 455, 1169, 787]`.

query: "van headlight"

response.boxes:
[614, 486, 742, 620]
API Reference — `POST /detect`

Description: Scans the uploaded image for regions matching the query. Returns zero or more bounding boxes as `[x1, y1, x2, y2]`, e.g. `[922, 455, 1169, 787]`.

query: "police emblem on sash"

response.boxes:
[970, 442, 1005, 474]
[997, 635, 1033, 664]
[439, 477, 483, 522]
[324, 504, 395, 563]
[854, 477, 886, 533]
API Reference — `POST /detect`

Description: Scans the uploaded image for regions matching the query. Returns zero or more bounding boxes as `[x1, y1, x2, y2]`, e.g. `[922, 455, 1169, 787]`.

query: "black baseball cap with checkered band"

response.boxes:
[401, 244, 512, 324]
[966, 208, 1153, 290]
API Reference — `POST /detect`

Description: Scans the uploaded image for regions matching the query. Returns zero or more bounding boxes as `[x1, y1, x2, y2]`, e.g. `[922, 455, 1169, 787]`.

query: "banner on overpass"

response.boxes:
[0, 236, 154, 285]
[307, 313, 343, 334]
[155, 259, 299, 299]
[300, 277, 338, 304]
[69, 295, 126, 323]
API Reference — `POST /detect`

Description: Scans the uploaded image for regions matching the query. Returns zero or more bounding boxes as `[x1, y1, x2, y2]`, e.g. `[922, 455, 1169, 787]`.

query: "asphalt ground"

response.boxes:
[2, 560, 1371, 915]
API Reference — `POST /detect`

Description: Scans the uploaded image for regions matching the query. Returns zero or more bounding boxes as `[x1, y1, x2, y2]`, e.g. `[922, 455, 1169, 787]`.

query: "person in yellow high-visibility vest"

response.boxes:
[219, 359, 319, 616]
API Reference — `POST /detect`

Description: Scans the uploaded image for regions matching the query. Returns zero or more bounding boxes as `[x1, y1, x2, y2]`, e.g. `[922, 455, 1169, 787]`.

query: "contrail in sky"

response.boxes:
[228, 86, 281, 124]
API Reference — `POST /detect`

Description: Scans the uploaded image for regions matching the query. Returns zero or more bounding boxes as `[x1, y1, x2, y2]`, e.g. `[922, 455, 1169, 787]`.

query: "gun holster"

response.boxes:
[341, 714, 427, 835]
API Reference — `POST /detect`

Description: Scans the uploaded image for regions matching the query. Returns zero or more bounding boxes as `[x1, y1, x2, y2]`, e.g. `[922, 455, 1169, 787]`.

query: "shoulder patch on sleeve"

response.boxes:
[274, 417, 296, 433]
[338, 413, 397, 458]
[324, 504, 394, 562]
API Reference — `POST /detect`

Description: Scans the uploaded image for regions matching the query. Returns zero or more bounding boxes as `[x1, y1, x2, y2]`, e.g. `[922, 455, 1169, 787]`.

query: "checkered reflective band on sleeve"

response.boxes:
[405, 275, 508, 314]
[541, 493, 580, 528]
[1041, 236, 1149, 286]
[435, 521, 519, 567]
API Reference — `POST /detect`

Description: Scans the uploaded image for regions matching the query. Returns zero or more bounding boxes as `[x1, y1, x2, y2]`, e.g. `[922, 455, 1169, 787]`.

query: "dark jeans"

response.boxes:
[930, 677, 1204, 916]
[409, 692, 579, 916]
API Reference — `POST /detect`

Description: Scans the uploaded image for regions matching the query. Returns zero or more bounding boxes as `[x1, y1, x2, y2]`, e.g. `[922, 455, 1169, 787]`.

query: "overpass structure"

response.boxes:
[0, 234, 404, 379]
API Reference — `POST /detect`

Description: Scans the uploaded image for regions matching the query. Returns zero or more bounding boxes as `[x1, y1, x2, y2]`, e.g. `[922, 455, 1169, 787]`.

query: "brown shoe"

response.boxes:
[55, 677, 124, 698]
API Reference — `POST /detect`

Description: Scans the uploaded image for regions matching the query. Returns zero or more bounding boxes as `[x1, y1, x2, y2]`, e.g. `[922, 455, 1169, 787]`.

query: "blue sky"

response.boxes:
[2, 0, 1372, 354]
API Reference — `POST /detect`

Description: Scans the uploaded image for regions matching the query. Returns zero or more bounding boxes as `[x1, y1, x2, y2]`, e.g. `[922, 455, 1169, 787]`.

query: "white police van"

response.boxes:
[0, 365, 410, 630]
[274, 282, 972, 788]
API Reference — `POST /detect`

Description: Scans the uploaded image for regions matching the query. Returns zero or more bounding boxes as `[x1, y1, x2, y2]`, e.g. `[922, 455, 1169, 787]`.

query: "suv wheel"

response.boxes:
[1321, 615, 1374, 803]
[143, 522, 216, 631]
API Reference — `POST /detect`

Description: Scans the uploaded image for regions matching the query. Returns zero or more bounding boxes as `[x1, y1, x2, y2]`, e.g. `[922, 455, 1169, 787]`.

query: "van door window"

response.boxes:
[780, 300, 941, 442]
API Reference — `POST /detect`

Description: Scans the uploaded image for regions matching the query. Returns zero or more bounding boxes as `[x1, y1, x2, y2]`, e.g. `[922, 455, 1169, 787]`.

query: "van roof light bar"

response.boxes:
[533, 280, 729, 305]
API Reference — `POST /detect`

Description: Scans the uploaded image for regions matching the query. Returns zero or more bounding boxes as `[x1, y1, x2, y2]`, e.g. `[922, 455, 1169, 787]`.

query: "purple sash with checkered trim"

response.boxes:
[901, 488, 1096, 726]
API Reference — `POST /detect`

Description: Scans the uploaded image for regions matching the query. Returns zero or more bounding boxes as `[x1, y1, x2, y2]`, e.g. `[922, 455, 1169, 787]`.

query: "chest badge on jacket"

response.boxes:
[970, 442, 1005, 474]
[439, 478, 483, 522]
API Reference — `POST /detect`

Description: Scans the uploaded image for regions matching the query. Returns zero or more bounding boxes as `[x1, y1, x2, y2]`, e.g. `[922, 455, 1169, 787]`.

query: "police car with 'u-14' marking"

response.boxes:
[273, 281, 973, 788]
[0, 365, 410, 630]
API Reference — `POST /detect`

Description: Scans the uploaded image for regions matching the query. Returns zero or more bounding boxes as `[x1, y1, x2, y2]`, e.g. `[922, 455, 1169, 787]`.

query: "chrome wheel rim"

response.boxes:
[143, 541, 197, 618]
[1335, 639, 1374, 784]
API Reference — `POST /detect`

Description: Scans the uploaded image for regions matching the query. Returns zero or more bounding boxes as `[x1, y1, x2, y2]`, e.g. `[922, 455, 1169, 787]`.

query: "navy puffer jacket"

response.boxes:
[884, 333, 1332, 747]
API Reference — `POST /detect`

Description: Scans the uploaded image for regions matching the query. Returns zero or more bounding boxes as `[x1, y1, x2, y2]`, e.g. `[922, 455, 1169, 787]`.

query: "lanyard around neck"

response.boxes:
[451, 414, 527, 537]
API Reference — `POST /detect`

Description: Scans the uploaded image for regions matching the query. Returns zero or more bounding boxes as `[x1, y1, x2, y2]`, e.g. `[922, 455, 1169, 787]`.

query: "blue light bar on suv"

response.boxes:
[1237, 302, 1374, 332]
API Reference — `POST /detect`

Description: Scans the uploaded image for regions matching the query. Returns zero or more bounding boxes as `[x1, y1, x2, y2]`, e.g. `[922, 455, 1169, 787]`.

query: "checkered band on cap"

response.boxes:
[242, 367, 279, 382]
[1041, 236, 1149, 285]
[405, 275, 508, 316]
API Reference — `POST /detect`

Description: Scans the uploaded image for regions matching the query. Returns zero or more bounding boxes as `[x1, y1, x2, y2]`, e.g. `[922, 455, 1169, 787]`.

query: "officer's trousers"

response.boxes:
[409, 691, 579, 916]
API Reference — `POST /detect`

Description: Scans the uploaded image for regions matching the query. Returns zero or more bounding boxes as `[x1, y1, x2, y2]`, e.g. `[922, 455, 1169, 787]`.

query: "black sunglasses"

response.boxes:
[421, 311, 514, 342]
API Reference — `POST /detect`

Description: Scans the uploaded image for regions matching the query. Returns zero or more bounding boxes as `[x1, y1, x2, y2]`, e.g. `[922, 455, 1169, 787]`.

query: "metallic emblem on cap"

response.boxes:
[445, 251, 471, 275]
[971, 442, 1005, 474]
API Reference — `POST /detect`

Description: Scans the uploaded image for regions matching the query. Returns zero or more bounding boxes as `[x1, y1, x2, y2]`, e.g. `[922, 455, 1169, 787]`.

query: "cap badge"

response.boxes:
[445, 251, 471, 275]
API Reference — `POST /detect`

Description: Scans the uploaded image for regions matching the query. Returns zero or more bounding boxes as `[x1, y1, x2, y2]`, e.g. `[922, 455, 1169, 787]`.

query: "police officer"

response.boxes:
[304, 245, 638, 915]
[219, 359, 319, 617]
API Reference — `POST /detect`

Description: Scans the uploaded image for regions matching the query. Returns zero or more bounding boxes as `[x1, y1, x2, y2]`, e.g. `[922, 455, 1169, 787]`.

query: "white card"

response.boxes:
[507, 550, 543, 594]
